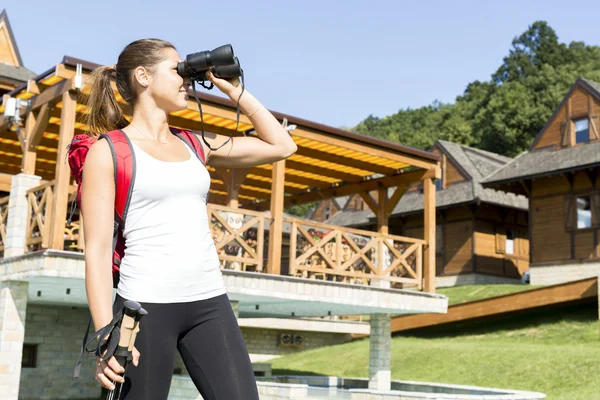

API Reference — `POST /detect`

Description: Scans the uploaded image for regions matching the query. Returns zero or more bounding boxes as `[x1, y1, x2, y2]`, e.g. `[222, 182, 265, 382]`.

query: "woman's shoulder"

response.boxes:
[85, 138, 114, 171]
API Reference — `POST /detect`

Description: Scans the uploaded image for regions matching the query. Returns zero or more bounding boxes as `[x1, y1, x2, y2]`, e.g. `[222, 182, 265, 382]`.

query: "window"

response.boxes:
[435, 177, 443, 191]
[22, 344, 37, 368]
[505, 230, 515, 255]
[577, 196, 592, 229]
[575, 119, 589, 144]
[324, 207, 330, 220]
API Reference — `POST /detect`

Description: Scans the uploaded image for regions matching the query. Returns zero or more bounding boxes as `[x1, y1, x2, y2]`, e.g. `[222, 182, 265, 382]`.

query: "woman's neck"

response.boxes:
[129, 99, 170, 139]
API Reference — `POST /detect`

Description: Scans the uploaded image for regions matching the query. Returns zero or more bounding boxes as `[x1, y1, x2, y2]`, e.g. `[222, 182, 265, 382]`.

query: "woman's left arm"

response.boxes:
[200, 71, 298, 167]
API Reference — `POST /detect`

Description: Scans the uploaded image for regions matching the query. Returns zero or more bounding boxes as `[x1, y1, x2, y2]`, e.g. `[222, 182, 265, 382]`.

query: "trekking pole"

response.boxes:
[106, 301, 147, 400]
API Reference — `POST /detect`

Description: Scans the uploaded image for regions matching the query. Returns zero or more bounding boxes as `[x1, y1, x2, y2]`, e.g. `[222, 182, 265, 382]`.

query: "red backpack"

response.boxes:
[67, 127, 206, 288]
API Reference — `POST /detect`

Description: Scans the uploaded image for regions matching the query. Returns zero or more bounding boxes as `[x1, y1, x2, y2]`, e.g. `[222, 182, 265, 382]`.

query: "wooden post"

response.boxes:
[48, 91, 77, 250]
[267, 160, 285, 275]
[423, 176, 436, 293]
[22, 112, 38, 174]
[219, 168, 250, 209]
[377, 187, 388, 235]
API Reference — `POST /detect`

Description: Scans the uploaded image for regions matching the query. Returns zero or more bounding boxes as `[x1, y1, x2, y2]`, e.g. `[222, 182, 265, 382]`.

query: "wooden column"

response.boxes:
[218, 168, 250, 209]
[423, 177, 436, 293]
[22, 112, 38, 174]
[377, 187, 388, 234]
[360, 185, 407, 288]
[49, 91, 77, 250]
[267, 160, 285, 275]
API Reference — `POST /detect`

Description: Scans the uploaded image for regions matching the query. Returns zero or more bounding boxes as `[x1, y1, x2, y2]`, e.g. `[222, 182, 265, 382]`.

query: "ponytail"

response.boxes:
[85, 66, 128, 137]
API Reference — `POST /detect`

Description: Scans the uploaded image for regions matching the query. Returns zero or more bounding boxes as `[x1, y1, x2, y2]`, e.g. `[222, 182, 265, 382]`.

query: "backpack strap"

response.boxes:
[170, 127, 206, 164]
[99, 130, 136, 224]
[98, 130, 135, 284]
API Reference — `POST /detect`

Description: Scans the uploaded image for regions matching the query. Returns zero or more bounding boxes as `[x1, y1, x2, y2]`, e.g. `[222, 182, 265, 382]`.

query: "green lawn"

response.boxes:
[272, 297, 600, 400]
[437, 283, 543, 306]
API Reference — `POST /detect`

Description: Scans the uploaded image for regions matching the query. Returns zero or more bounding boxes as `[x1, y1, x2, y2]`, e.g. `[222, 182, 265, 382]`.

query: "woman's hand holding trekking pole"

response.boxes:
[95, 346, 140, 390]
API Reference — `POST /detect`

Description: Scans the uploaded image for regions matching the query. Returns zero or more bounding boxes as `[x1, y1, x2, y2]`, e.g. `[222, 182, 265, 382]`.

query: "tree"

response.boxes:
[352, 21, 600, 157]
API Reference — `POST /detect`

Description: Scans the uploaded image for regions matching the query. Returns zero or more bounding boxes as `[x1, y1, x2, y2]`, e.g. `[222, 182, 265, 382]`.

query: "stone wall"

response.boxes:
[530, 262, 600, 286]
[18, 304, 351, 399]
[19, 304, 100, 400]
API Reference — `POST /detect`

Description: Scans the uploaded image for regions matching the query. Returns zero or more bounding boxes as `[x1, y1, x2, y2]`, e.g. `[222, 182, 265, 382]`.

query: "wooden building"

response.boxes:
[0, 10, 36, 96]
[0, 11, 448, 397]
[327, 140, 529, 287]
[306, 195, 350, 222]
[483, 77, 600, 286]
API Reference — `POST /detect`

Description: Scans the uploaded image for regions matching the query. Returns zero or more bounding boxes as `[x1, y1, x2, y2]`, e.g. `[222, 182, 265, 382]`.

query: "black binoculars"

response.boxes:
[177, 44, 242, 82]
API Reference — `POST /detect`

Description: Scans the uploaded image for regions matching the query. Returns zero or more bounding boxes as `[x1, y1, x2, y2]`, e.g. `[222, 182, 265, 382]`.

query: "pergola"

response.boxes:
[0, 56, 440, 291]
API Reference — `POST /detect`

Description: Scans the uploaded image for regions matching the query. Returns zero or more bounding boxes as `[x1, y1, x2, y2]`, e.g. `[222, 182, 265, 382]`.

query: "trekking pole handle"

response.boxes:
[128, 308, 147, 352]
[114, 301, 141, 367]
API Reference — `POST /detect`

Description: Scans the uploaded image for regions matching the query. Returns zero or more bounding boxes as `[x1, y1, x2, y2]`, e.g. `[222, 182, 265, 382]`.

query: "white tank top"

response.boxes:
[116, 138, 226, 303]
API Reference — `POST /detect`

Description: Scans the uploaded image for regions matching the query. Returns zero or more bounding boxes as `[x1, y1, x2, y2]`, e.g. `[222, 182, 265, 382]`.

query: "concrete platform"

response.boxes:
[0, 250, 448, 318]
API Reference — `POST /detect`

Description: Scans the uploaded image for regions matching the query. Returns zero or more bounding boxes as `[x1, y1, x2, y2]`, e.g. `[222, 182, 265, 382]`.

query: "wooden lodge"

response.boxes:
[326, 140, 530, 287]
[0, 10, 453, 399]
[483, 77, 600, 286]
[0, 6, 447, 293]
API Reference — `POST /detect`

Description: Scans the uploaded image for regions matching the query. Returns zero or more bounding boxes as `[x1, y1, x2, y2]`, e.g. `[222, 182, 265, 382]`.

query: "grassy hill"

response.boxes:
[272, 287, 599, 400]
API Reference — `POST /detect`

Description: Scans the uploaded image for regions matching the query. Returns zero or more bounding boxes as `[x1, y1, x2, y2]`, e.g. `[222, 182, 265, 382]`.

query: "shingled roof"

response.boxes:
[326, 140, 527, 228]
[0, 63, 35, 82]
[482, 78, 600, 191]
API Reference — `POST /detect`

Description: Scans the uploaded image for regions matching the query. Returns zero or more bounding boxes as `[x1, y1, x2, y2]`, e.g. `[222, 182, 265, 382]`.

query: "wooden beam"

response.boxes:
[377, 187, 388, 234]
[210, 181, 271, 201]
[28, 103, 54, 150]
[249, 168, 432, 211]
[0, 173, 12, 192]
[290, 127, 438, 171]
[213, 168, 250, 208]
[22, 112, 38, 174]
[585, 168, 598, 188]
[48, 90, 77, 250]
[359, 191, 378, 215]
[211, 172, 303, 194]
[423, 177, 436, 293]
[384, 184, 408, 217]
[0, 77, 75, 131]
[26, 80, 40, 95]
[294, 146, 398, 175]
[519, 180, 531, 197]
[55, 94, 249, 139]
[286, 159, 363, 182]
[267, 160, 285, 275]
[441, 154, 447, 189]
[250, 166, 330, 189]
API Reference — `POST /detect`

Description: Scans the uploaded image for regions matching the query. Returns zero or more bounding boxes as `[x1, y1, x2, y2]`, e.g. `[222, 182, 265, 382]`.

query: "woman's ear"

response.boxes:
[133, 66, 151, 88]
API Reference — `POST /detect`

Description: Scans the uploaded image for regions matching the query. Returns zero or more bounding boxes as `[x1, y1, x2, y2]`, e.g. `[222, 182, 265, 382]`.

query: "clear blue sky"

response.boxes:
[6, 0, 600, 129]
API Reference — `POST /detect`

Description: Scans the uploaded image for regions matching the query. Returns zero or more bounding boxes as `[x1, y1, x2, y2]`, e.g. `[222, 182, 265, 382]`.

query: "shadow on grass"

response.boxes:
[396, 299, 598, 339]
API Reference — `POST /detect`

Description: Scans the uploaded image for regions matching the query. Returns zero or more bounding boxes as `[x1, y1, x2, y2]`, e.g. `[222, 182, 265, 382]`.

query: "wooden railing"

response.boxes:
[24, 182, 83, 253]
[25, 181, 55, 252]
[286, 217, 424, 289]
[19, 190, 426, 290]
[208, 204, 266, 273]
[0, 196, 9, 257]
[64, 189, 84, 252]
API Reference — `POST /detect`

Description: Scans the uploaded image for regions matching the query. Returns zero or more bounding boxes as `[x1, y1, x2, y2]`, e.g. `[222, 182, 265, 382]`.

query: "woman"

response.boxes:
[82, 38, 297, 399]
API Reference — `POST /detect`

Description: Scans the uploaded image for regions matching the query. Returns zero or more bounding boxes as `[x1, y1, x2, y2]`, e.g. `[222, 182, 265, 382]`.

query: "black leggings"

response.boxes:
[112, 293, 259, 400]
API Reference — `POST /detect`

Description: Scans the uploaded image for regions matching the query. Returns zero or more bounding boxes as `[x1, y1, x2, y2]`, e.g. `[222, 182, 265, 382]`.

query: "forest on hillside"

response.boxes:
[285, 22, 600, 217]
[352, 21, 600, 157]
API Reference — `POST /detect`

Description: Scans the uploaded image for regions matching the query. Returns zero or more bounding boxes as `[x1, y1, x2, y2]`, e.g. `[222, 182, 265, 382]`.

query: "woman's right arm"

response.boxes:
[80, 139, 126, 389]
[81, 139, 115, 331]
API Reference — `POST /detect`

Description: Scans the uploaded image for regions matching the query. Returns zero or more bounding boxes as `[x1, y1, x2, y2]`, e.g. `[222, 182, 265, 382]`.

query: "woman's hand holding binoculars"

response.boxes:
[206, 70, 242, 100]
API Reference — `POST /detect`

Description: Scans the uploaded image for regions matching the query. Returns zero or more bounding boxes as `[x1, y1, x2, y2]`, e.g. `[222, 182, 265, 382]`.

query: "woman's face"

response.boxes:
[143, 48, 190, 113]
